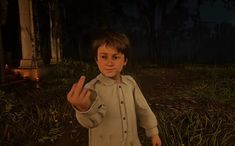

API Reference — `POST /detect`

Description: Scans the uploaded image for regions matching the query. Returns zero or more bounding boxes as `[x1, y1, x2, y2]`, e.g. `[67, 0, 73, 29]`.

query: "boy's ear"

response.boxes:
[124, 58, 128, 65]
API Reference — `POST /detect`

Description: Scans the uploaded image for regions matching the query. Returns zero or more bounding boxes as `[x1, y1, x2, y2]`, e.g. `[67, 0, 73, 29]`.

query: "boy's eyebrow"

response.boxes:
[113, 53, 121, 56]
[98, 52, 109, 56]
[98, 52, 121, 55]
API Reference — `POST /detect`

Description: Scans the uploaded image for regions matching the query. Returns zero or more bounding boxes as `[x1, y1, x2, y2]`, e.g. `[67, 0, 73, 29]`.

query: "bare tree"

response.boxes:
[49, 0, 62, 63]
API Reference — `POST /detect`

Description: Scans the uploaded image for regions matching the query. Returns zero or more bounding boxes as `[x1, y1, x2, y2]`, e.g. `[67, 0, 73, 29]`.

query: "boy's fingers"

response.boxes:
[73, 76, 86, 97]
[79, 88, 88, 100]
[84, 90, 91, 101]
[67, 83, 77, 98]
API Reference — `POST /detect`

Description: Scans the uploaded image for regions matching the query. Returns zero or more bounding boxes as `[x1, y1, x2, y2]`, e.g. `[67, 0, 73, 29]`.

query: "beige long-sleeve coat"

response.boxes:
[75, 74, 159, 146]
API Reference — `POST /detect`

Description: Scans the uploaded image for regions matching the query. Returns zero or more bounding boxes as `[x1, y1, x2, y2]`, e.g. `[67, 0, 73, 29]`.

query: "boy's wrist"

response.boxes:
[146, 127, 159, 137]
[73, 104, 88, 112]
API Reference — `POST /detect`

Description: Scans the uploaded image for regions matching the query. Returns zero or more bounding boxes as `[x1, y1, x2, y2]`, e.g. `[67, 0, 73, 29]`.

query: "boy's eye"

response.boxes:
[100, 55, 107, 59]
[113, 56, 120, 60]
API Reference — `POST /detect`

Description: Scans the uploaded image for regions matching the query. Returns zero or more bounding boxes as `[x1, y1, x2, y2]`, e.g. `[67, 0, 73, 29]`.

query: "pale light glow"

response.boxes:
[5, 64, 9, 70]
[14, 68, 40, 81]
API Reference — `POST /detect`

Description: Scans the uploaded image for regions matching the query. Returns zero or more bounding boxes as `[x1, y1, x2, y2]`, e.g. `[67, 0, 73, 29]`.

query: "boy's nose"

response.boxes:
[106, 58, 114, 66]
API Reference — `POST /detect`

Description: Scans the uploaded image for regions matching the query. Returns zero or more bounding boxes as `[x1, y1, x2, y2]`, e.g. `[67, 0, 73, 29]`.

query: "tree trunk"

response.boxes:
[49, 0, 62, 64]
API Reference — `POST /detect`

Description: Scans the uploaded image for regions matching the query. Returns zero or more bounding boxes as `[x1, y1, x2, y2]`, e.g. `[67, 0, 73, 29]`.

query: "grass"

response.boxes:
[184, 65, 235, 104]
[0, 61, 235, 146]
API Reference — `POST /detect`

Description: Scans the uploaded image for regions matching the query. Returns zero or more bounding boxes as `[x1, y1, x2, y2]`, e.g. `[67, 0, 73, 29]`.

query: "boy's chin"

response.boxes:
[103, 73, 119, 79]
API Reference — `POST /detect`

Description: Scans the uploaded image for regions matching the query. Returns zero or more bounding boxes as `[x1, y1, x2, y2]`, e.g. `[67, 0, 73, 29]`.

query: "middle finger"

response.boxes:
[73, 76, 86, 97]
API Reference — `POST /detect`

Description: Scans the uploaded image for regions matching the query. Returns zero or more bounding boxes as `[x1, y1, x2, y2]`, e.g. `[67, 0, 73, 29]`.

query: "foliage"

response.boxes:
[54, 59, 98, 79]
[43, 59, 99, 85]
[185, 65, 235, 102]
[0, 85, 72, 145]
[0, 60, 96, 145]
[138, 95, 235, 146]
[155, 105, 235, 146]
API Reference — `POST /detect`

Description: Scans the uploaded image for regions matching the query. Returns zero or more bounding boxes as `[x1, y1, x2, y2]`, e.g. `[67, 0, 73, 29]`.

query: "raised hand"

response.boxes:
[67, 76, 92, 111]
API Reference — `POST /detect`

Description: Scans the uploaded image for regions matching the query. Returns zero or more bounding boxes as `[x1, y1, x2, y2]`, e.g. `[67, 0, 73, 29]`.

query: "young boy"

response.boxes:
[67, 31, 161, 146]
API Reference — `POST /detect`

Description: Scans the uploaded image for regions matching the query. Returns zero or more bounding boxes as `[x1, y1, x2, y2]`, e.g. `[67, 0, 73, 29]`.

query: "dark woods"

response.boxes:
[2, 0, 235, 66]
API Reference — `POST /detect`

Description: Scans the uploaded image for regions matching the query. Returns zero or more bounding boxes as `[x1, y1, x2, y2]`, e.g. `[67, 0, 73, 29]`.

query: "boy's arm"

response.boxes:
[127, 76, 159, 137]
[75, 93, 106, 128]
[67, 76, 106, 128]
[134, 85, 159, 137]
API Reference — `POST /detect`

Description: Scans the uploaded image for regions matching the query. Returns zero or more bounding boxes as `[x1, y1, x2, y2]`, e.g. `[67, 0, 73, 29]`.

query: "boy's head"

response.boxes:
[91, 30, 130, 80]
[91, 30, 130, 61]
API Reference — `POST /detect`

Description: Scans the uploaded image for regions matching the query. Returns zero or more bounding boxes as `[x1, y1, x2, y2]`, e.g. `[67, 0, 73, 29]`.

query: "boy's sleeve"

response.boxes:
[74, 91, 107, 128]
[74, 79, 107, 128]
[128, 76, 159, 137]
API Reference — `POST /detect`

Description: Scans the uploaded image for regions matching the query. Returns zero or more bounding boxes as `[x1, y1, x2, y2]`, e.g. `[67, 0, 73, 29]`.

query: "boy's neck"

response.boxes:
[112, 76, 121, 83]
[102, 74, 122, 83]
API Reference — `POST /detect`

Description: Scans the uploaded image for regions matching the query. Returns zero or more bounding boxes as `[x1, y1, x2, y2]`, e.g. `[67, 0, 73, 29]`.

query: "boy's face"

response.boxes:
[96, 45, 127, 80]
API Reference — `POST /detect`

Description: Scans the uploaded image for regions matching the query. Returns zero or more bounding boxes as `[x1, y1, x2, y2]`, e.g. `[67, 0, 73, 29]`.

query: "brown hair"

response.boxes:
[91, 30, 130, 60]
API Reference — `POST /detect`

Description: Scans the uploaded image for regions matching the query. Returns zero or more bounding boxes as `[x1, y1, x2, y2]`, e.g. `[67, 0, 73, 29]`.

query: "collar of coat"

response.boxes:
[97, 73, 129, 86]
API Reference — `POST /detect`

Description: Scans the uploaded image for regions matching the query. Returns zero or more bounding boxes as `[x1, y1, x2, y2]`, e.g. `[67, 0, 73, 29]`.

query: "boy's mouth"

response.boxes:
[105, 68, 115, 71]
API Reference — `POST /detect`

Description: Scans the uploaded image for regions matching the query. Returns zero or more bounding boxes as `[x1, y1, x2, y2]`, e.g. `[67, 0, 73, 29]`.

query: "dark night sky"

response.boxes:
[200, 0, 235, 24]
